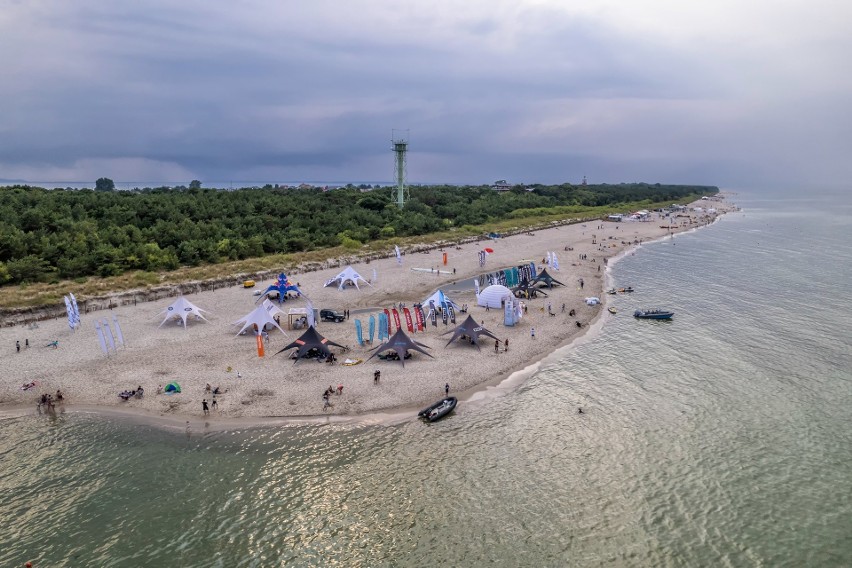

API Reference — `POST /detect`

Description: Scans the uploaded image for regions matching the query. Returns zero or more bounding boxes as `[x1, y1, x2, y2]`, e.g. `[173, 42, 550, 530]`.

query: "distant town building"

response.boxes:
[491, 180, 512, 192]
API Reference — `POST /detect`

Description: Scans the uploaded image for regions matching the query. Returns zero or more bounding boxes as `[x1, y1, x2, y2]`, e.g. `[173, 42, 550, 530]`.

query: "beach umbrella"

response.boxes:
[164, 382, 181, 393]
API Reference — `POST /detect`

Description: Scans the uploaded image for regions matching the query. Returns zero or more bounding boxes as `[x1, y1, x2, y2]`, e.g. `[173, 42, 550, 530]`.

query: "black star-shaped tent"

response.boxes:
[441, 315, 500, 350]
[512, 279, 549, 298]
[367, 328, 433, 367]
[274, 325, 345, 364]
[531, 268, 564, 288]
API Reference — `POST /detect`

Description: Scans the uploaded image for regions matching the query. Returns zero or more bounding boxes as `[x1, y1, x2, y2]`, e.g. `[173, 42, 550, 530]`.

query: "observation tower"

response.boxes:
[392, 130, 409, 208]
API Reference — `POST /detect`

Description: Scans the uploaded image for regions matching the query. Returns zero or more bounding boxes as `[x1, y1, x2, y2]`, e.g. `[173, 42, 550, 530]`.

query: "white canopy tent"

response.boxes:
[324, 265, 372, 290]
[476, 284, 513, 309]
[423, 289, 461, 311]
[232, 299, 288, 337]
[158, 296, 210, 328]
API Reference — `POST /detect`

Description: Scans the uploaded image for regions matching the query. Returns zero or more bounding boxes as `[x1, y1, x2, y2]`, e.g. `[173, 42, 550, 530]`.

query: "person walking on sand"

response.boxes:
[531, 327, 536, 339]
[495, 339, 499, 353]
[202, 399, 209, 415]
[504, 338, 509, 352]
[211, 397, 218, 410]
[374, 369, 381, 384]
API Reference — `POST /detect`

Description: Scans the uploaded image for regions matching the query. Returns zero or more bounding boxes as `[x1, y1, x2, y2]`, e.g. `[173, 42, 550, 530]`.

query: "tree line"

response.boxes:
[0, 182, 717, 285]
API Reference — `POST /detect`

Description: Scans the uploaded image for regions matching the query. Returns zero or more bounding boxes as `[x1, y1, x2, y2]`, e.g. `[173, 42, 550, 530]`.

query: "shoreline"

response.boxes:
[1, 198, 736, 429]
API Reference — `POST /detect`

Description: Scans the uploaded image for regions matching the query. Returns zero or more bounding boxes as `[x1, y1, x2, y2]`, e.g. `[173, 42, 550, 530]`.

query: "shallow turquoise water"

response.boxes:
[2, 189, 850, 567]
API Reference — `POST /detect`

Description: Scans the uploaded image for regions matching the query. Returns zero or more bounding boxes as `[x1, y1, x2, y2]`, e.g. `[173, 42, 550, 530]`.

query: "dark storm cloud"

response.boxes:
[1, 0, 850, 188]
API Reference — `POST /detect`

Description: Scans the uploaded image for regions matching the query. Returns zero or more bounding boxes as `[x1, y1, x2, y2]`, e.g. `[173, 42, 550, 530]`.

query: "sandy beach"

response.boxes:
[0, 198, 735, 425]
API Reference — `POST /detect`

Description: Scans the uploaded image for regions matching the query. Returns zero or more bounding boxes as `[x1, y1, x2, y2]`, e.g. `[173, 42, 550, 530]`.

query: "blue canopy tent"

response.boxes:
[257, 273, 302, 304]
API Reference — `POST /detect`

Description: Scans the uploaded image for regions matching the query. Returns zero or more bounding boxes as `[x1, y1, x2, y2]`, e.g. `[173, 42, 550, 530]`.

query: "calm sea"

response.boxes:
[2, 189, 850, 567]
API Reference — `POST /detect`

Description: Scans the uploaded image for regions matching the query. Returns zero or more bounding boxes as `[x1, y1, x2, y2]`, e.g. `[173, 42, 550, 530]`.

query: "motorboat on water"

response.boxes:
[633, 309, 674, 320]
[418, 397, 457, 422]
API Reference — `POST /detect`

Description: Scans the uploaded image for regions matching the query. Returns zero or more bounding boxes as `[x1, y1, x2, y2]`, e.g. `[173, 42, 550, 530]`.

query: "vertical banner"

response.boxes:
[305, 297, 316, 328]
[380, 313, 389, 340]
[256, 333, 265, 357]
[395, 245, 402, 265]
[429, 300, 438, 327]
[383, 309, 392, 333]
[391, 308, 401, 331]
[65, 297, 75, 330]
[403, 308, 414, 332]
[372, 268, 377, 283]
[355, 319, 364, 345]
[103, 319, 117, 352]
[414, 305, 425, 331]
[70, 293, 81, 327]
[95, 322, 109, 356]
[474, 279, 481, 297]
[447, 303, 456, 324]
[442, 252, 447, 265]
[441, 303, 448, 325]
[369, 315, 376, 343]
[112, 314, 125, 346]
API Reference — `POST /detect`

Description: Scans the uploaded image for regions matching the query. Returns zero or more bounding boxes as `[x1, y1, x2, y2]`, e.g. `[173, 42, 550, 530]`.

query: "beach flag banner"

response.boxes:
[355, 319, 364, 345]
[414, 305, 425, 331]
[552, 253, 559, 271]
[380, 313, 389, 341]
[95, 322, 109, 356]
[442, 252, 447, 265]
[112, 314, 125, 346]
[256, 332, 265, 357]
[441, 303, 448, 325]
[392, 308, 401, 331]
[369, 315, 376, 343]
[64, 296, 75, 330]
[474, 279, 481, 297]
[447, 303, 456, 324]
[403, 307, 414, 332]
[70, 293, 81, 327]
[429, 300, 438, 327]
[305, 297, 316, 328]
[395, 245, 402, 265]
[102, 319, 117, 352]
[383, 309, 392, 333]
[372, 268, 377, 283]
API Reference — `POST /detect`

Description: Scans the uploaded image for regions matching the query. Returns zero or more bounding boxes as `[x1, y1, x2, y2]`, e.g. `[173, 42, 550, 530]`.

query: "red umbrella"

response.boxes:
[484, 248, 494, 253]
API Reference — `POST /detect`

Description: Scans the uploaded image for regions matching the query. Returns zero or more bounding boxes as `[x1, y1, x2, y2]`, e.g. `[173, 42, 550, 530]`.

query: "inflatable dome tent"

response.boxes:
[476, 284, 513, 309]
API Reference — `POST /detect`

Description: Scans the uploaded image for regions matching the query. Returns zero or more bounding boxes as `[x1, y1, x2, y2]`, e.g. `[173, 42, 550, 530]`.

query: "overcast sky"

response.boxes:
[1, 0, 850, 189]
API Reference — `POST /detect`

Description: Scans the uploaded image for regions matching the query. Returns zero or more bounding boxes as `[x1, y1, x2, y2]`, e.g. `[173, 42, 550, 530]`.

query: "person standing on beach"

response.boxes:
[494, 339, 499, 353]
[16, 340, 20, 353]
[445, 383, 450, 396]
[374, 370, 381, 384]
[531, 327, 536, 339]
[202, 399, 209, 415]
[211, 397, 217, 410]
[504, 338, 509, 352]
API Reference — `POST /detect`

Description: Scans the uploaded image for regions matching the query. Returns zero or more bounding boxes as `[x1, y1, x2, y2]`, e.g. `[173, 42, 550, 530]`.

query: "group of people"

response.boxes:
[37, 389, 63, 411]
[205, 384, 227, 395]
[119, 386, 144, 401]
[322, 384, 343, 410]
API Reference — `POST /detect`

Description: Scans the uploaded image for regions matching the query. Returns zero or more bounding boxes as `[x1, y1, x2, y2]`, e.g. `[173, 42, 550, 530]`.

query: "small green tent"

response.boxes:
[164, 382, 181, 393]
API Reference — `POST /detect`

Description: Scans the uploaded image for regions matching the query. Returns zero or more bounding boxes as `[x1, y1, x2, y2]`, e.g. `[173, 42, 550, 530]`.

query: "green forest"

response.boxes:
[0, 182, 717, 286]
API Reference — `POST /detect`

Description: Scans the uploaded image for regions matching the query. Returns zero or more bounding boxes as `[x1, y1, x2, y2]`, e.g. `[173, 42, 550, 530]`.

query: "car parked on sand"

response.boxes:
[320, 309, 345, 322]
